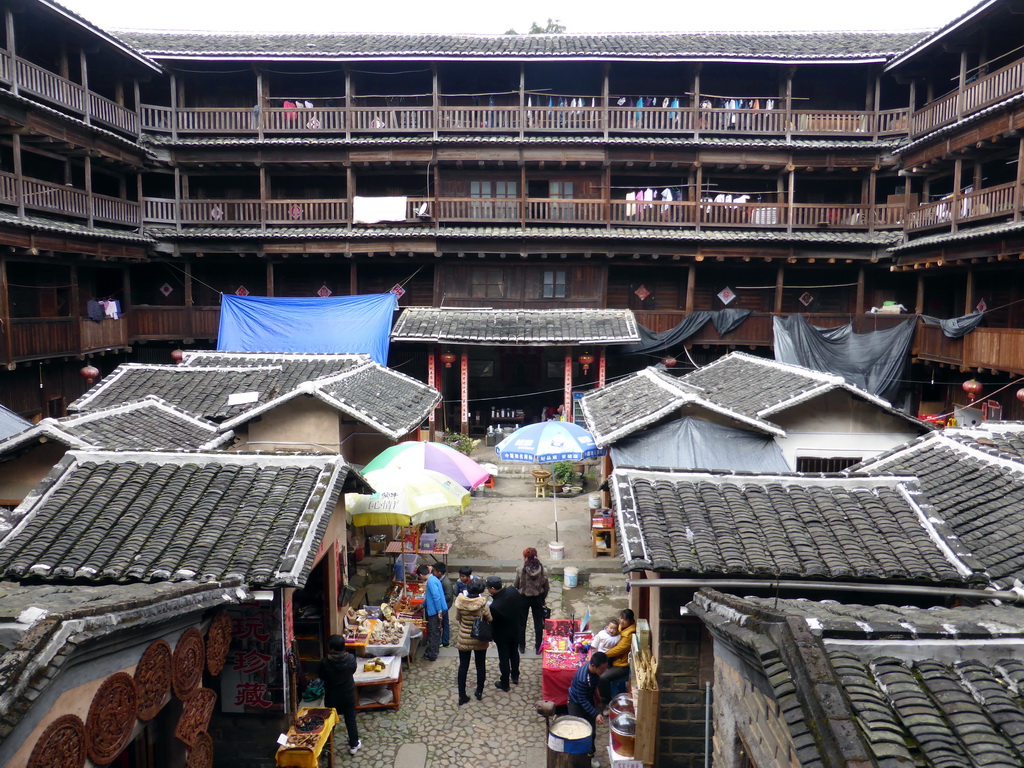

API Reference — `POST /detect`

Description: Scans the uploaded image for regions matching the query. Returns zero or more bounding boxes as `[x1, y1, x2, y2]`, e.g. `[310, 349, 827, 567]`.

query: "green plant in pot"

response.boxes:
[552, 461, 575, 490]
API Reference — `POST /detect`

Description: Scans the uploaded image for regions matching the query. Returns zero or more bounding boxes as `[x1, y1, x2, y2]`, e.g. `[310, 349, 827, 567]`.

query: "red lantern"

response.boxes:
[170, 348, 184, 365]
[80, 365, 100, 385]
[962, 378, 983, 402]
[1016, 388, 1024, 404]
[440, 352, 457, 368]
[578, 353, 594, 375]
[662, 356, 677, 368]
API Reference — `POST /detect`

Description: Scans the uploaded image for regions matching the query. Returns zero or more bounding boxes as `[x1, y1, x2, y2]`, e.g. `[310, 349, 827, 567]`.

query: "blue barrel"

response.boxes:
[547, 715, 593, 766]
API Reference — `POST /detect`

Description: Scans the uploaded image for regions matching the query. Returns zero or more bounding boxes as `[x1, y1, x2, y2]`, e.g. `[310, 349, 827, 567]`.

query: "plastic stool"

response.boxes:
[484, 474, 495, 489]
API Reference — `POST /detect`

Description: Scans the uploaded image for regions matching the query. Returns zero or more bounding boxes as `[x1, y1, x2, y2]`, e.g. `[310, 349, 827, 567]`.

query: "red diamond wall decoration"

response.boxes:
[317, 284, 332, 298]
[390, 284, 406, 298]
[160, 283, 173, 297]
[634, 285, 650, 300]
[235, 286, 249, 296]
[799, 292, 814, 306]
[717, 287, 736, 305]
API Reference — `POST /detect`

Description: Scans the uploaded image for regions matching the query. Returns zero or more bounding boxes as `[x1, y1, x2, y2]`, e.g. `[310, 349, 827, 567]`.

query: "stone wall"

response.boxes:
[656, 589, 713, 767]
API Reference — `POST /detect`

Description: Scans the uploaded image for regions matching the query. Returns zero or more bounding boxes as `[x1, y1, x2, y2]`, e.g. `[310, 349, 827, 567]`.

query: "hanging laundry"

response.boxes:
[617, 97, 626, 106]
[670, 98, 679, 119]
[661, 187, 672, 214]
[86, 299, 103, 323]
[283, 100, 298, 121]
[626, 191, 637, 217]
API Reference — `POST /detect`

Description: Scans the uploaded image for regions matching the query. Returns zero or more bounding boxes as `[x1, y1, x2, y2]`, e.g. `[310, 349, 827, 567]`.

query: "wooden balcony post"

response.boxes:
[70, 263, 81, 354]
[5, 9, 16, 95]
[786, 167, 795, 234]
[692, 64, 702, 140]
[855, 267, 865, 315]
[255, 68, 264, 140]
[79, 49, 89, 124]
[259, 165, 267, 233]
[133, 79, 142, 140]
[784, 66, 795, 141]
[685, 263, 696, 313]
[1016, 136, 1024, 222]
[84, 155, 93, 227]
[871, 73, 881, 140]
[915, 273, 924, 315]
[433, 63, 440, 141]
[12, 133, 23, 218]
[867, 170, 877, 233]
[952, 158, 963, 232]
[0, 257, 11, 365]
[346, 164, 354, 228]
[964, 268, 974, 316]
[602, 163, 611, 230]
[344, 65, 352, 141]
[602, 63, 610, 140]
[956, 49, 968, 120]
[169, 73, 178, 141]
[774, 264, 784, 314]
[266, 260, 274, 297]
[349, 261, 356, 295]
[173, 166, 182, 232]
[184, 262, 194, 342]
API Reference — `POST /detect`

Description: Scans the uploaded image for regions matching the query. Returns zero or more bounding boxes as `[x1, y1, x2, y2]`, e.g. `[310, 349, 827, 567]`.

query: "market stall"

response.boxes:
[540, 618, 592, 707]
[275, 707, 339, 768]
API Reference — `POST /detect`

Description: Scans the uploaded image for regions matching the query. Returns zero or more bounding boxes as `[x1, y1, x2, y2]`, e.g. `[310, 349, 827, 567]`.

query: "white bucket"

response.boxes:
[549, 541, 564, 560]
[564, 566, 579, 588]
[588, 494, 602, 510]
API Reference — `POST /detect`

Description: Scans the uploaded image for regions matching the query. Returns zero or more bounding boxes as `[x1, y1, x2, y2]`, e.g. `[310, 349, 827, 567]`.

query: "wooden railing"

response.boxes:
[914, 322, 964, 366]
[128, 307, 189, 340]
[9, 317, 76, 359]
[965, 328, 1024, 375]
[139, 101, 910, 139]
[144, 194, 914, 231]
[906, 182, 1018, 232]
[912, 55, 1024, 136]
[80, 317, 128, 352]
[0, 172, 139, 226]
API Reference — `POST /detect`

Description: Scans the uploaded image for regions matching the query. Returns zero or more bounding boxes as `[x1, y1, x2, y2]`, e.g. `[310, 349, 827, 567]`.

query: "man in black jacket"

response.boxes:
[486, 576, 522, 691]
[318, 635, 361, 755]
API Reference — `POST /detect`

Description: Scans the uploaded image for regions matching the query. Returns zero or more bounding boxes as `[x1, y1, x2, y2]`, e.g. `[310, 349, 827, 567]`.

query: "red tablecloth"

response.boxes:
[541, 651, 581, 706]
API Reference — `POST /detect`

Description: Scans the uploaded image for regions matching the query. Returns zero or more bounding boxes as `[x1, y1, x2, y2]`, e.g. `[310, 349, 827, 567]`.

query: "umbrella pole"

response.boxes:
[551, 461, 559, 542]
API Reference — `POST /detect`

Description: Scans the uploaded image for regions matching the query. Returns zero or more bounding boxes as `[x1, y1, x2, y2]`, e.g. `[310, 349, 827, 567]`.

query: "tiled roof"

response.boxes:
[945, 423, 1024, 462]
[0, 396, 232, 456]
[67, 364, 285, 421]
[679, 351, 926, 426]
[896, 91, 1024, 158]
[692, 589, 1024, 768]
[891, 218, 1024, 253]
[145, 223, 902, 247]
[0, 405, 30, 442]
[855, 431, 1024, 586]
[38, 0, 161, 72]
[0, 209, 152, 244]
[181, 352, 440, 439]
[0, 579, 246, 749]
[611, 468, 982, 582]
[143, 133, 905, 152]
[580, 366, 782, 446]
[120, 30, 927, 62]
[886, 0, 997, 70]
[0, 451, 358, 586]
[390, 307, 640, 345]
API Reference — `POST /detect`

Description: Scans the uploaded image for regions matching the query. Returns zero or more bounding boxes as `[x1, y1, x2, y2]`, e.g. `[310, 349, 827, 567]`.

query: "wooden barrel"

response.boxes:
[546, 715, 592, 767]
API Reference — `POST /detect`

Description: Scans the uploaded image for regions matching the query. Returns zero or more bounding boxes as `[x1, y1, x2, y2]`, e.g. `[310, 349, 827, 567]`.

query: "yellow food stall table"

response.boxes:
[275, 707, 338, 768]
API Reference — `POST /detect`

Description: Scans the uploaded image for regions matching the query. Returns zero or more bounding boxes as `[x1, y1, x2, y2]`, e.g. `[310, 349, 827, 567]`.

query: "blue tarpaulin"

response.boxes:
[217, 293, 397, 363]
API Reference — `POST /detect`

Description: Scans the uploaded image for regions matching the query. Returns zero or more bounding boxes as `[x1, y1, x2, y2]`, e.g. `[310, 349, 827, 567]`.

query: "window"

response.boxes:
[470, 180, 518, 219]
[543, 270, 568, 299]
[795, 456, 862, 473]
[549, 181, 574, 220]
[471, 268, 504, 299]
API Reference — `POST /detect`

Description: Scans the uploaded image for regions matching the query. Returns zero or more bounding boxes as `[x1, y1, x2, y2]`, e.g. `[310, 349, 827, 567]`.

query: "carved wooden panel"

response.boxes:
[27, 714, 86, 768]
[186, 731, 213, 768]
[85, 672, 138, 765]
[134, 639, 172, 721]
[206, 611, 231, 676]
[175, 688, 217, 747]
[172, 628, 206, 700]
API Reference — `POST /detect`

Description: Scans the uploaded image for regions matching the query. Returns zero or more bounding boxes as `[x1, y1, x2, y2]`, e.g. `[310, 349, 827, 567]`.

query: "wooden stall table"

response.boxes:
[384, 540, 450, 567]
[353, 655, 403, 712]
[540, 620, 591, 707]
[275, 707, 338, 768]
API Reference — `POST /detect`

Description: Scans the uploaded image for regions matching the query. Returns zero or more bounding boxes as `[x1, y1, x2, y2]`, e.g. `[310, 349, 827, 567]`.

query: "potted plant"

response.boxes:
[552, 461, 574, 491]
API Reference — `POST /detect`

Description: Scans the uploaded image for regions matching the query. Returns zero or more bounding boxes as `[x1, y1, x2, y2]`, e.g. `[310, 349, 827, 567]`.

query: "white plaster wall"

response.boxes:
[771, 390, 926, 470]
[245, 396, 341, 453]
[0, 443, 68, 504]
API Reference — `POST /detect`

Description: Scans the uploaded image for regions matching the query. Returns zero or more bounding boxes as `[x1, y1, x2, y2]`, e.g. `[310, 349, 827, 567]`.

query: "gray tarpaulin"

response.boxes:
[773, 314, 915, 403]
[610, 417, 790, 472]
[921, 312, 984, 338]
[624, 309, 752, 354]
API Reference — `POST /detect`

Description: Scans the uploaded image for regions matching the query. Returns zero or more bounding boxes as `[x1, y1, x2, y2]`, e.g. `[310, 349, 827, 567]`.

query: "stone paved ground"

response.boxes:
[329, 457, 626, 767]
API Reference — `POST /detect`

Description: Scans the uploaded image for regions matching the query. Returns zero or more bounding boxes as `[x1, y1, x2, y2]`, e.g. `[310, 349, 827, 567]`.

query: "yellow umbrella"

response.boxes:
[345, 468, 470, 527]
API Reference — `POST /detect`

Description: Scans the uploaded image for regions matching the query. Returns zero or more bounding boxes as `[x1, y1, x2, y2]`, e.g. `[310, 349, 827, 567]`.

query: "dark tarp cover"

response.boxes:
[772, 314, 914, 403]
[624, 309, 752, 354]
[609, 416, 790, 472]
[920, 311, 984, 338]
[217, 293, 397, 363]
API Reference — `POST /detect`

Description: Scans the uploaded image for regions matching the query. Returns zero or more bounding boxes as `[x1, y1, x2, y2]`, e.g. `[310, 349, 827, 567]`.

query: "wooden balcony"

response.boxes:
[913, 322, 964, 366]
[906, 182, 1018, 232]
[139, 101, 910, 140]
[128, 306, 220, 341]
[80, 317, 128, 352]
[0, 171, 140, 227]
[7, 317, 76, 361]
[0, 51, 138, 135]
[915, 323, 1024, 376]
[911, 55, 1024, 137]
[148, 195, 906, 232]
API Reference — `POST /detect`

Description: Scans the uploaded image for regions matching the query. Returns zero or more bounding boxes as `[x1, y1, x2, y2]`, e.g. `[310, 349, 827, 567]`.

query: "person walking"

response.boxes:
[514, 546, 549, 654]
[454, 565, 473, 598]
[433, 562, 454, 647]
[486, 576, 521, 691]
[318, 635, 362, 756]
[453, 576, 492, 705]
[418, 564, 445, 661]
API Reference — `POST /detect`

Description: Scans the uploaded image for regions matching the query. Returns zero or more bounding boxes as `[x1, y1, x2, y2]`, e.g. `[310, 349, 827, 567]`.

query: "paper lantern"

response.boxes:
[80, 365, 100, 384]
[662, 356, 678, 368]
[962, 378, 983, 402]
[170, 349, 184, 364]
[440, 352, 457, 368]
[578, 353, 594, 374]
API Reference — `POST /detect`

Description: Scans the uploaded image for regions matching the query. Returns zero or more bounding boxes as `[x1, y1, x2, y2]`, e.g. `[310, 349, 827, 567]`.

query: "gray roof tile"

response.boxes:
[0, 397, 231, 455]
[120, 30, 927, 62]
[0, 451, 354, 587]
[0, 209, 151, 244]
[612, 468, 980, 583]
[391, 307, 640, 345]
[856, 431, 1024, 586]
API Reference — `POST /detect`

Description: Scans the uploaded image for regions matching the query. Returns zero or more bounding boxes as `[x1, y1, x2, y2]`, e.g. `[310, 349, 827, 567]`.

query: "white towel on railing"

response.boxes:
[353, 195, 408, 224]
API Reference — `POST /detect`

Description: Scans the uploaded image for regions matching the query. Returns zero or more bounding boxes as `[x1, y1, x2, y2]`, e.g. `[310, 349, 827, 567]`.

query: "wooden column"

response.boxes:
[70, 263, 81, 355]
[774, 264, 785, 314]
[518, 63, 525, 141]
[460, 349, 469, 434]
[432, 63, 439, 141]
[915, 273, 924, 315]
[784, 66, 795, 141]
[183, 261, 194, 341]
[173, 166, 182, 231]
[964, 268, 974, 316]
[169, 73, 178, 141]
[952, 158, 963, 232]
[326, 542, 341, 635]
[84, 155, 93, 227]
[685, 262, 696, 313]
[80, 49, 90, 124]
[855, 266, 865, 315]
[344, 65, 352, 141]
[349, 261, 357, 295]
[867, 169, 877, 233]
[0, 258, 9, 366]
[956, 49, 968, 119]
[1016, 136, 1024, 222]
[255, 67, 264, 140]
[908, 79, 917, 114]
[597, 347, 606, 388]
[601, 62, 610, 140]
[786, 167, 795, 234]
[12, 132, 23, 217]
[346, 164, 354, 227]
[259, 163, 267, 233]
[871, 73, 881, 139]
[5, 9, 17, 95]
[427, 349, 438, 441]
[266, 261, 274, 296]
[563, 350, 572, 421]
[693, 162, 703, 232]
[692, 64, 702, 139]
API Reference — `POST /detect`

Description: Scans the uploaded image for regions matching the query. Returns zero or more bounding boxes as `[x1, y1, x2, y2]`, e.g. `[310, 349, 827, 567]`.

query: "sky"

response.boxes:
[58, 0, 981, 35]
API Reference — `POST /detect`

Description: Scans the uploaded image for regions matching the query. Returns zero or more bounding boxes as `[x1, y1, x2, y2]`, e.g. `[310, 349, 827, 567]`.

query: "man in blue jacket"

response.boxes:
[418, 564, 445, 661]
[567, 651, 608, 757]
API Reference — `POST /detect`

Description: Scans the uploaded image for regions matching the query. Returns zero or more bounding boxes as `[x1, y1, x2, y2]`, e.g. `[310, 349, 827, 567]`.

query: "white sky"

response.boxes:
[58, 0, 980, 35]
